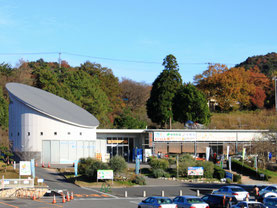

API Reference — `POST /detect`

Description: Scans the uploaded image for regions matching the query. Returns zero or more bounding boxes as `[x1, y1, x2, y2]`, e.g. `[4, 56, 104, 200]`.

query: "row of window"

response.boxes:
[11, 132, 83, 136]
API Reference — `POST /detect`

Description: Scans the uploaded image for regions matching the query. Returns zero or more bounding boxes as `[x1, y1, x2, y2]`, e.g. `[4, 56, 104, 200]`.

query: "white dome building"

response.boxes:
[6, 83, 99, 164]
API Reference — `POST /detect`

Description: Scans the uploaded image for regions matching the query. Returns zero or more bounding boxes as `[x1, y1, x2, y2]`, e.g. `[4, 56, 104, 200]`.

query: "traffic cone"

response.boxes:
[48, 162, 50, 168]
[35, 162, 38, 167]
[66, 192, 70, 202]
[52, 195, 56, 204]
[62, 195, 66, 203]
[32, 193, 36, 200]
[42, 161, 45, 168]
[70, 192, 74, 200]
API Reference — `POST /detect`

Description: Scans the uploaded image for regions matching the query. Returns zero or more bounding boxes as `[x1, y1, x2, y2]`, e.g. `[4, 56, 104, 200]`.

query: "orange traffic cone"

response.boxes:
[66, 192, 70, 202]
[42, 162, 45, 168]
[52, 195, 56, 204]
[62, 195, 66, 203]
[32, 193, 36, 200]
[70, 192, 74, 200]
[48, 162, 50, 168]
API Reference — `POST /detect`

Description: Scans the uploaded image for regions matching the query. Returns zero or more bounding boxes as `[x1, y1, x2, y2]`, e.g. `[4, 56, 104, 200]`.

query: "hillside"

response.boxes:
[236, 52, 277, 77]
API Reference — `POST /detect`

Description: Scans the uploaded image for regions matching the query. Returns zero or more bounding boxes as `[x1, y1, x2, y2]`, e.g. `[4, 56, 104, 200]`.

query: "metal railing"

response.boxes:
[1, 179, 34, 189]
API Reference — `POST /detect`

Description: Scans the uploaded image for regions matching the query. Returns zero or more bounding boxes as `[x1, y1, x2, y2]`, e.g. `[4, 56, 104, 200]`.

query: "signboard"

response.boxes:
[225, 171, 233, 181]
[188, 167, 204, 176]
[19, 161, 31, 176]
[154, 132, 196, 142]
[37, 179, 44, 183]
[97, 170, 113, 180]
[149, 132, 153, 147]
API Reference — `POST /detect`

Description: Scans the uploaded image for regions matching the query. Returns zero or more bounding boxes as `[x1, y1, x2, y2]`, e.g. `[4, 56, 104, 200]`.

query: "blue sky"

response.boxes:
[0, 0, 276, 84]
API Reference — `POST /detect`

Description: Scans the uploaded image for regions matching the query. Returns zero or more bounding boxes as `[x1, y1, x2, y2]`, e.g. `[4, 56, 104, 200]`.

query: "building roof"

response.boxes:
[6, 83, 99, 128]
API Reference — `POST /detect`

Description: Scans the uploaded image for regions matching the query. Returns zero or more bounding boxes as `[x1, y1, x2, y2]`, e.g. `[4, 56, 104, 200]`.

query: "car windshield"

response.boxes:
[248, 204, 264, 208]
[187, 198, 204, 203]
[231, 188, 244, 192]
[157, 198, 173, 204]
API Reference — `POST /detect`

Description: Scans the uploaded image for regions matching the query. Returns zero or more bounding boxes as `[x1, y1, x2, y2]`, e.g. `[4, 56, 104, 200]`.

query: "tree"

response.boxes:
[0, 88, 8, 129]
[173, 83, 211, 125]
[147, 54, 182, 128]
[113, 108, 147, 129]
[109, 155, 127, 176]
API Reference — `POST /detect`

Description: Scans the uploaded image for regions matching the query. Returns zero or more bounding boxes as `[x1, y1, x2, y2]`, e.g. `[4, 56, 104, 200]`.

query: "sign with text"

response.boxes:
[19, 161, 31, 176]
[188, 167, 204, 176]
[154, 132, 196, 142]
[97, 170, 113, 180]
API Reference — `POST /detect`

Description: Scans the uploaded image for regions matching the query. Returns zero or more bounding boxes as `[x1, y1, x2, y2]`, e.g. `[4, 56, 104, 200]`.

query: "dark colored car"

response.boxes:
[201, 194, 238, 208]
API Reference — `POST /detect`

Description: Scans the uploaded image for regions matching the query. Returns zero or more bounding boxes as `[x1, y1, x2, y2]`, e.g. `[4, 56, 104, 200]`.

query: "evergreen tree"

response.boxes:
[147, 54, 182, 128]
[173, 83, 211, 125]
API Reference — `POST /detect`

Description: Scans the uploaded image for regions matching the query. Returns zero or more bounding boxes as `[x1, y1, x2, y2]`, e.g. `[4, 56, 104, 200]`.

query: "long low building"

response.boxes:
[6, 83, 270, 164]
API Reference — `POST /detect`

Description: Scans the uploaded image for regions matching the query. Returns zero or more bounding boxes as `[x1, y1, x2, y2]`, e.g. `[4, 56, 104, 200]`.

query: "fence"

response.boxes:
[1, 179, 34, 189]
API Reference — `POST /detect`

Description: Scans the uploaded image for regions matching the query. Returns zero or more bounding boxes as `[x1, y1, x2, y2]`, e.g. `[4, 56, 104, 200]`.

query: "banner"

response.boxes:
[30, 159, 35, 178]
[188, 167, 204, 176]
[242, 148, 246, 160]
[229, 156, 232, 171]
[206, 147, 210, 161]
[226, 146, 229, 160]
[254, 156, 258, 172]
[154, 132, 196, 142]
[74, 160, 79, 177]
[19, 161, 31, 176]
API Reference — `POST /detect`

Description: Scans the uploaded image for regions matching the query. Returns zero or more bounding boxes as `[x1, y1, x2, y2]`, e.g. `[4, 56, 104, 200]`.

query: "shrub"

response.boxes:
[197, 160, 214, 178]
[148, 158, 169, 170]
[226, 178, 232, 184]
[109, 156, 127, 175]
[233, 174, 241, 183]
[179, 154, 194, 163]
[214, 165, 225, 179]
[78, 158, 108, 181]
[131, 175, 146, 185]
[152, 169, 170, 178]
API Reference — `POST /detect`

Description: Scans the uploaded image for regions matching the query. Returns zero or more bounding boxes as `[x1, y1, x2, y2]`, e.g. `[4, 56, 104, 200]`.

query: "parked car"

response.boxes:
[138, 196, 177, 208]
[231, 201, 266, 208]
[201, 194, 238, 208]
[259, 186, 277, 196]
[173, 196, 209, 208]
[263, 197, 277, 208]
[213, 186, 249, 201]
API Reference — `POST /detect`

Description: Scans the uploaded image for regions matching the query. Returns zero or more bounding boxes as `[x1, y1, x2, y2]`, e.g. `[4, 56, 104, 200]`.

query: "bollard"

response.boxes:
[124, 191, 128, 198]
[161, 190, 164, 197]
[196, 190, 200, 197]
[143, 190, 146, 197]
[179, 190, 182, 196]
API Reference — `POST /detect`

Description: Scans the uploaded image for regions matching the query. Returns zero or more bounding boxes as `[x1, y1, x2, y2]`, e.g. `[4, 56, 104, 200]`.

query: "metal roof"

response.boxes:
[6, 83, 99, 128]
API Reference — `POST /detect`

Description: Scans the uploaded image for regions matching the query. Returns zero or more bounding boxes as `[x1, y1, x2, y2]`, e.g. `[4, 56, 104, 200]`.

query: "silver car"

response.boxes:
[138, 197, 177, 208]
[231, 201, 266, 208]
[173, 196, 209, 208]
[213, 186, 249, 201]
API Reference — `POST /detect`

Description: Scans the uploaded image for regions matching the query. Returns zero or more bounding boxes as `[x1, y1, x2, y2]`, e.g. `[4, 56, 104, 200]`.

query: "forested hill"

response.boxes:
[0, 59, 150, 131]
[236, 52, 277, 77]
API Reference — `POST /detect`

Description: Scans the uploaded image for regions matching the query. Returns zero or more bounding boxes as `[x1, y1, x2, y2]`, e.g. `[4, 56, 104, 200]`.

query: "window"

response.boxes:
[54, 132, 57, 135]
[40, 132, 43, 136]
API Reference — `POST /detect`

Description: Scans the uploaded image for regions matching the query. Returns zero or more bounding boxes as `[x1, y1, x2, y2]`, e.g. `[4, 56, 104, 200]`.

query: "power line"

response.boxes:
[0, 51, 237, 65]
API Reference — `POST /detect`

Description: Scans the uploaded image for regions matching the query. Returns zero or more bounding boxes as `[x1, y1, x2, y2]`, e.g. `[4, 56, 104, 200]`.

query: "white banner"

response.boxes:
[226, 146, 229, 160]
[19, 161, 31, 176]
[154, 132, 196, 142]
[206, 147, 210, 161]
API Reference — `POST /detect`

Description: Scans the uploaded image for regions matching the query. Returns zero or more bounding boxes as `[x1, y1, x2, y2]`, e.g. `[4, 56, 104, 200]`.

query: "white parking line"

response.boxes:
[81, 187, 119, 198]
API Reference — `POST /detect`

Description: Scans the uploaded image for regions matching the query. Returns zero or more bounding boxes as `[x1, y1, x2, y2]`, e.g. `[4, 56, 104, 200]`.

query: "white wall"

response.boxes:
[9, 95, 97, 153]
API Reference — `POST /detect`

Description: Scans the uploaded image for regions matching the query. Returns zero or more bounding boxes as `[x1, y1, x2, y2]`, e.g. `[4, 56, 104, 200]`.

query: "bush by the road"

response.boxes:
[109, 155, 127, 175]
[152, 168, 170, 178]
[131, 174, 146, 185]
[213, 165, 225, 179]
[148, 157, 169, 170]
[233, 174, 241, 183]
[78, 157, 108, 181]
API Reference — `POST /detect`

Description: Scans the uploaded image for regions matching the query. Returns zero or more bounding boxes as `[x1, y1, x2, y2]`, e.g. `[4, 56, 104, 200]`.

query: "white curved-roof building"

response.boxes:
[6, 83, 100, 164]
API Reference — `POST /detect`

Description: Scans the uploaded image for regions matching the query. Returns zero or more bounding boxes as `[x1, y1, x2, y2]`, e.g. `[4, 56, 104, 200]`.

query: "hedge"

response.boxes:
[213, 165, 225, 179]
[231, 159, 269, 181]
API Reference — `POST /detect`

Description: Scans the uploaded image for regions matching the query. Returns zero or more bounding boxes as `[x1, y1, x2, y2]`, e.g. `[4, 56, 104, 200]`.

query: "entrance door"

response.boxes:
[42, 140, 51, 164]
